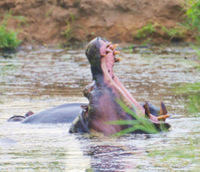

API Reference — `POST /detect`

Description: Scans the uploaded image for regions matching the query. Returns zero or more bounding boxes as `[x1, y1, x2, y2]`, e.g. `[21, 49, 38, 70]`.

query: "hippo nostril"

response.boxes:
[108, 70, 110, 73]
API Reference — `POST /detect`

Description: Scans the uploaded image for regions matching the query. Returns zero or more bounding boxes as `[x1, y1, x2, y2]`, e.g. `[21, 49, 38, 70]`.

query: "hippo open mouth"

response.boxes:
[70, 37, 170, 135]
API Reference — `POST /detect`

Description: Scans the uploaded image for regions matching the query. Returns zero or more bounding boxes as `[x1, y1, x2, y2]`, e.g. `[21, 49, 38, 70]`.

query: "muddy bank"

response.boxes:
[0, 0, 185, 45]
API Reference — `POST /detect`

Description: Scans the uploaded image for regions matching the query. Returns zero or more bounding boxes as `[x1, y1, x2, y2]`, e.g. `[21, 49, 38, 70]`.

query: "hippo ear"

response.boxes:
[144, 101, 151, 118]
[160, 102, 167, 115]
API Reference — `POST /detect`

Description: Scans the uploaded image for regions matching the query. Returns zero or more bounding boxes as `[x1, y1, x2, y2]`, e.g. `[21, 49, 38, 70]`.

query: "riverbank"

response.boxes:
[1, 0, 195, 46]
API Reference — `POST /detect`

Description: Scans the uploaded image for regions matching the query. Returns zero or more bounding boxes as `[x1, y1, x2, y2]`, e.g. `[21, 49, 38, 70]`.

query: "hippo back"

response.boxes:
[22, 103, 86, 124]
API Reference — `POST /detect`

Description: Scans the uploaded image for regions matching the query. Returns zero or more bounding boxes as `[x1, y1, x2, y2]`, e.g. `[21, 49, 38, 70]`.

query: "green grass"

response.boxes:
[63, 13, 76, 42]
[135, 22, 187, 42]
[161, 25, 186, 40]
[176, 82, 200, 114]
[0, 11, 26, 51]
[182, 0, 200, 41]
[0, 25, 21, 51]
[108, 100, 169, 136]
[134, 1, 200, 43]
[135, 23, 156, 39]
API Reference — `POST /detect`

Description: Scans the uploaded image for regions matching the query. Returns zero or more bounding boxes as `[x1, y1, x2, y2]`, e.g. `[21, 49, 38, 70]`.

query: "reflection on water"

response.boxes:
[0, 46, 200, 171]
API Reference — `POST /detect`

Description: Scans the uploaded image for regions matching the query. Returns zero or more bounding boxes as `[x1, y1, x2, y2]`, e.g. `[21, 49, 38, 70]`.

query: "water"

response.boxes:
[0, 45, 200, 171]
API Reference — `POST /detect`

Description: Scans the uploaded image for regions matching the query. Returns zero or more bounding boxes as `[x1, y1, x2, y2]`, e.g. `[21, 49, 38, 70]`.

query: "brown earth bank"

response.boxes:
[0, 0, 187, 46]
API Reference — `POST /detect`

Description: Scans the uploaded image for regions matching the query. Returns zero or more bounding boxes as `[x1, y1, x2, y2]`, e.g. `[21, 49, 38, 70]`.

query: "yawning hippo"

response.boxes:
[8, 37, 171, 135]
[69, 37, 170, 135]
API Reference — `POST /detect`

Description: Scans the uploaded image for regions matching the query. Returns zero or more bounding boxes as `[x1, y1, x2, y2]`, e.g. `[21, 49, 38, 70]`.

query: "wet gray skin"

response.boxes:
[22, 103, 85, 124]
[0, 45, 200, 171]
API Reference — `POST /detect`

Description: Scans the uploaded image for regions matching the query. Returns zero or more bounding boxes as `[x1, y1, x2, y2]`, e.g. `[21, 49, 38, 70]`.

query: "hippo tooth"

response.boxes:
[158, 102, 170, 121]
[144, 101, 151, 118]
[160, 102, 167, 115]
[111, 44, 118, 50]
[114, 58, 122, 62]
[114, 51, 120, 55]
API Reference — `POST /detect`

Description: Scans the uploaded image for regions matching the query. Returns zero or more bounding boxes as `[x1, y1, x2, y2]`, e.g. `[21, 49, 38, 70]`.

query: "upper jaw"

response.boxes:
[99, 40, 121, 80]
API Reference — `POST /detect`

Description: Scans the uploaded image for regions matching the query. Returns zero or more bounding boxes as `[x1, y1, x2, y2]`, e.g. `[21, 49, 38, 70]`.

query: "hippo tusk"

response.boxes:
[114, 51, 120, 55]
[114, 58, 122, 62]
[111, 44, 118, 50]
[157, 114, 170, 120]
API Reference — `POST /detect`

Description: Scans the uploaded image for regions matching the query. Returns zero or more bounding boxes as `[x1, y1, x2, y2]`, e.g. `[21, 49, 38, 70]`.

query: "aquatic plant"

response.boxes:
[191, 45, 200, 63]
[147, 135, 200, 170]
[109, 100, 169, 136]
[176, 82, 200, 115]
[174, 46, 200, 115]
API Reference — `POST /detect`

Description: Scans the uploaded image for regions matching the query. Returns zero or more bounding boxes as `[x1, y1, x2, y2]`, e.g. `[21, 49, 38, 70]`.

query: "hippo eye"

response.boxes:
[108, 70, 110, 73]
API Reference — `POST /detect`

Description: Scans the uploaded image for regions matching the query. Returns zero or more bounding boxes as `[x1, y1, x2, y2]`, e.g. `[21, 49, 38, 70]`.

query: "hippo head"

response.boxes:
[83, 37, 170, 135]
[85, 37, 113, 83]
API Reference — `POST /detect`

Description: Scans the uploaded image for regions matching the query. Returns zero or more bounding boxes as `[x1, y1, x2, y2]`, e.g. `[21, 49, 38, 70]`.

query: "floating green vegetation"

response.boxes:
[175, 46, 200, 115]
[176, 82, 200, 115]
[135, 23, 156, 39]
[0, 11, 27, 51]
[147, 136, 200, 170]
[191, 45, 200, 63]
[109, 100, 169, 136]
[0, 63, 18, 78]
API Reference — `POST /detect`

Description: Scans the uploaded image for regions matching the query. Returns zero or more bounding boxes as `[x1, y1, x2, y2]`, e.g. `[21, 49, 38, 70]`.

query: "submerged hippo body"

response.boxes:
[21, 103, 86, 124]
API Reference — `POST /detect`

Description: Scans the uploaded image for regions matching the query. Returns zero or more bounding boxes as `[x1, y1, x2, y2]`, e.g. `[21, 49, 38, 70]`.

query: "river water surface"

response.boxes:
[0, 45, 200, 171]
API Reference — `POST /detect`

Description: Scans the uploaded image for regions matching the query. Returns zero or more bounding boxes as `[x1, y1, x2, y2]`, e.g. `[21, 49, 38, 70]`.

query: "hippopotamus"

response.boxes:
[8, 37, 170, 135]
[69, 37, 170, 135]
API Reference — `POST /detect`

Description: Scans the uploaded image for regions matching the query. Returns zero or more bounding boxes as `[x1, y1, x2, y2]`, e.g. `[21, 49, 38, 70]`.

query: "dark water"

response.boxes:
[0, 46, 200, 171]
